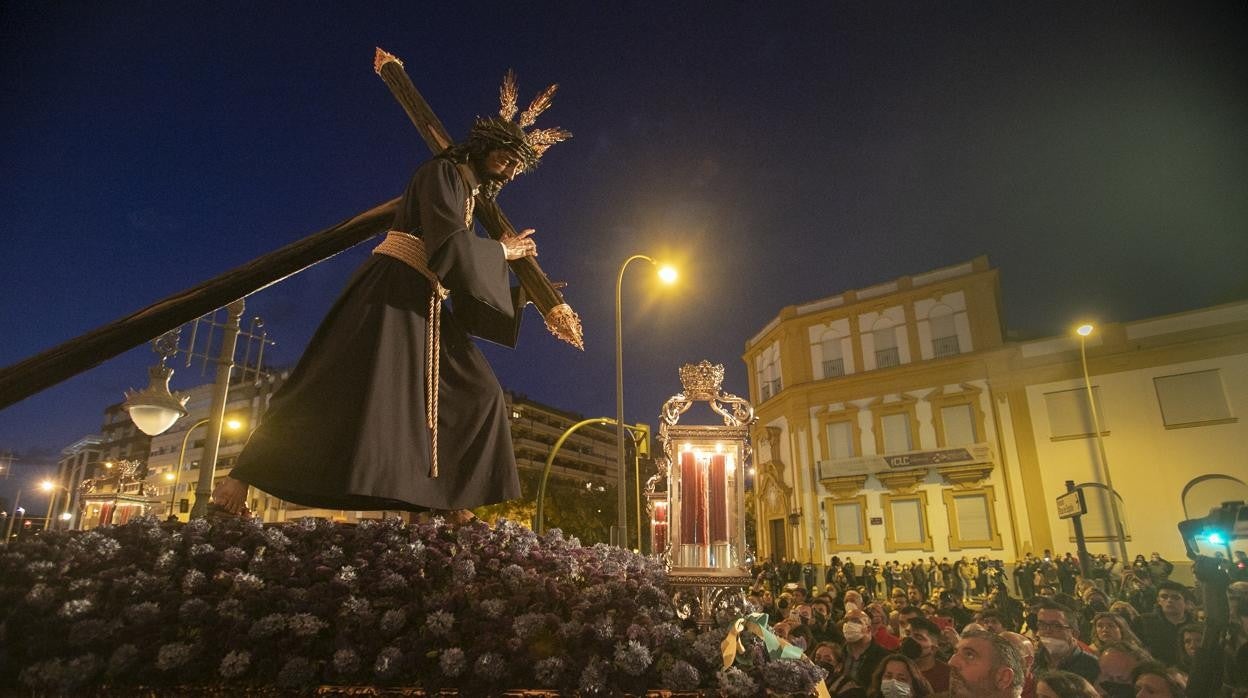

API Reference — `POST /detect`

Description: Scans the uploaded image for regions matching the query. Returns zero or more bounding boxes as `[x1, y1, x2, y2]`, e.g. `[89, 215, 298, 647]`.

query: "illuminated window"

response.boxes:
[1154, 370, 1234, 428]
[821, 331, 845, 378]
[825, 496, 870, 552]
[882, 492, 933, 552]
[942, 486, 1004, 550]
[939, 404, 977, 445]
[1044, 387, 1108, 440]
[825, 421, 855, 459]
[874, 327, 900, 368]
[881, 413, 913, 453]
[929, 309, 960, 357]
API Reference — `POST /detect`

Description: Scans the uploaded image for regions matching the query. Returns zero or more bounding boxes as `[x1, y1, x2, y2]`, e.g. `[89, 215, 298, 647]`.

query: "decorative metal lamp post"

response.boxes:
[659, 361, 756, 628]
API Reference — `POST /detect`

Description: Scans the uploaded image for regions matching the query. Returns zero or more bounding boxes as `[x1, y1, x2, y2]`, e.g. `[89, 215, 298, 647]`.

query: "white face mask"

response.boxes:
[1038, 636, 1070, 656]
[843, 622, 867, 643]
[880, 678, 913, 698]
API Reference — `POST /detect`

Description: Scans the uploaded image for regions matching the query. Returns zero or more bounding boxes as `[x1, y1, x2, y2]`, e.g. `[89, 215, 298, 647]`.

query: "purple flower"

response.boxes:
[451, 554, 475, 583]
[219, 650, 251, 679]
[106, 644, 139, 678]
[24, 582, 55, 608]
[155, 642, 193, 671]
[474, 652, 507, 682]
[276, 656, 316, 687]
[613, 640, 653, 676]
[248, 613, 287, 639]
[181, 569, 206, 593]
[512, 612, 549, 640]
[221, 546, 249, 567]
[425, 610, 454, 636]
[289, 612, 327, 637]
[178, 598, 210, 625]
[332, 649, 360, 676]
[263, 527, 292, 550]
[379, 608, 407, 636]
[122, 601, 161, 625]
[717, 666, 759, 697]
[69, 618, 110, 646]
[58, 598, 93, 620]
[760, 657, 823, 694]
[577, 656, 609, 695]
[232, 571, 264, 592]
[439, 647, 466, 677]
[533, 656, 565, 687]
[661, 659, 701, 691]
[373, 646, 403, 681]
[479, 598, 508, 619]
[216, 598, 246, 622]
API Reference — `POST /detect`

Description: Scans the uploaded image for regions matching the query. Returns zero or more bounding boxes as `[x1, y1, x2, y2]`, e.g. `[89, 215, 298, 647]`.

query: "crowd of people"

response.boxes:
[745, 550, 1248, 697]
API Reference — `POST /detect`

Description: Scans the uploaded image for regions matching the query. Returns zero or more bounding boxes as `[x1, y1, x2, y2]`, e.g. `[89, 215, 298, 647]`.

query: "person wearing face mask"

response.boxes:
[815, 641, 868, 697]
[843, 609, 891, 688]
[1031, 599, 1099, 685]
[1095, 641, 1153, 698]
[868, 654, 933, 698]
[900, 617, 951, 693]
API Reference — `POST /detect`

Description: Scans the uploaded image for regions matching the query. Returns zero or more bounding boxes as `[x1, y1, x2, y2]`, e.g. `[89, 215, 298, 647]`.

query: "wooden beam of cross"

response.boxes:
[374, 48, 584, 350]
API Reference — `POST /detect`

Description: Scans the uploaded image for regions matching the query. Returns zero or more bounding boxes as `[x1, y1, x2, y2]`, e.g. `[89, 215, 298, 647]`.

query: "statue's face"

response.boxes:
[478, 148, 524, 184]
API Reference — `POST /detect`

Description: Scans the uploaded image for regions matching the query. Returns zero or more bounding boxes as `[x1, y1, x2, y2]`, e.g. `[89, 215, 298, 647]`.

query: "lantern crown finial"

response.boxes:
[678, 361, 725, 401]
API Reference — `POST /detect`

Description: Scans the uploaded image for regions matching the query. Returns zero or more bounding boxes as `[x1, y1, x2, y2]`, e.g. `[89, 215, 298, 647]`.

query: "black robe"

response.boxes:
[230, 158, 523, 511]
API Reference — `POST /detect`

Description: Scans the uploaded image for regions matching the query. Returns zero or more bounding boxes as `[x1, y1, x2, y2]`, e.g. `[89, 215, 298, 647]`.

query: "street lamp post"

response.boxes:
[40, 480, 68, 531]
[615, 255, 676, 549]
[2, 489, 21, 545]
[166, 417, 243, 521]
[1076, 323, 1129, 566]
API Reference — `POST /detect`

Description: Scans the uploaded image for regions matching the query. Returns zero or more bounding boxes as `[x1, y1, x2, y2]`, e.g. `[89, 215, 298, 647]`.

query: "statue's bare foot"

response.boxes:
[211, 477, 248, 514]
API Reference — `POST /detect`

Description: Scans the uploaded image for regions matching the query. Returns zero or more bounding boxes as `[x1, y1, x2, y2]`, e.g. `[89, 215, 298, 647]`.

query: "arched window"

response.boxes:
[927, 304, 960, 357]
[820, 330, 844, 378]
[871, 319, 900, 369]
[1068, 483, 1130, 542]
[1182, 475, 1248, 519]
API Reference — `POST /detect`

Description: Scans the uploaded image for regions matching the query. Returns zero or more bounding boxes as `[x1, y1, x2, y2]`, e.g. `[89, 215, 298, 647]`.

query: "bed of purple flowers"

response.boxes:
[0, 515, 824, 696]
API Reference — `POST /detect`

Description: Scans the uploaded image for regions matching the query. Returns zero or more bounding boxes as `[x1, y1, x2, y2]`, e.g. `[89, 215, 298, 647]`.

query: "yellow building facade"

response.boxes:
[743, 256, 1248, 570]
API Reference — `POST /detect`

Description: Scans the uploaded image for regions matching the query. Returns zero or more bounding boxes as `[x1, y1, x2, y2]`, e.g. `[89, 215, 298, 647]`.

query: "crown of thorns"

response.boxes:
[469, 70, 571, 169]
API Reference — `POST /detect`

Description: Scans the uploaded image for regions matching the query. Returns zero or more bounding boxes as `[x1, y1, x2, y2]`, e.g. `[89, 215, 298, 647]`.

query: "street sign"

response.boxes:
[1056, 489, 1087, 519]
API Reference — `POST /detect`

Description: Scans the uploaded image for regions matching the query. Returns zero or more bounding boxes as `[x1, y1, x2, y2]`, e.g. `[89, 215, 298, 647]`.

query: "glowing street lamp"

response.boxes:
[615, 255, 677, 549]
[165, 417, 245, 521]
[1074, 322, 1129, 565]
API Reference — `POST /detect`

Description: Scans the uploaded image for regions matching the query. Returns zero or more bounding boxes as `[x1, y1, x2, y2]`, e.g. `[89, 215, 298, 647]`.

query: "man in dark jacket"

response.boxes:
[1137, 580, 1195, 667]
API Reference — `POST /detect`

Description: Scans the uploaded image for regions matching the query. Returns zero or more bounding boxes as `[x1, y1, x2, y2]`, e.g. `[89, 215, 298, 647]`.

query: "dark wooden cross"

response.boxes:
[373, 48, 582, 350]
[0, 50, 581, 408]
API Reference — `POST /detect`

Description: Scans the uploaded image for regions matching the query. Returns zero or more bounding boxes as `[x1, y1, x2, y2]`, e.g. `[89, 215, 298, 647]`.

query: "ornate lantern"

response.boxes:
[660, 361, 756, 626]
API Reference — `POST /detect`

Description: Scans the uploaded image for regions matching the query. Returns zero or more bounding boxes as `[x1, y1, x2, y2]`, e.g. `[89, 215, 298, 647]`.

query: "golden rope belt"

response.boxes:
[372, 231, 449, 479]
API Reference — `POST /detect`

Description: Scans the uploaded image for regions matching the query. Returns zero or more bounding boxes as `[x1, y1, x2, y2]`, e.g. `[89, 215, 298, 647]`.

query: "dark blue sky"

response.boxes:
[2, 2, 1246, 491]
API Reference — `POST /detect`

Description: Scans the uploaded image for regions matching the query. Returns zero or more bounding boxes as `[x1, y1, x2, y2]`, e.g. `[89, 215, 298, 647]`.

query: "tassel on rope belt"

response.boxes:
[372, 231, 449, 478]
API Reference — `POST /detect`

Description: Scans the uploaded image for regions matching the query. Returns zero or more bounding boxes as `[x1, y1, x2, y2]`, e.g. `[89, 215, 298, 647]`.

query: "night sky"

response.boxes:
[2, 3, 1246, 495]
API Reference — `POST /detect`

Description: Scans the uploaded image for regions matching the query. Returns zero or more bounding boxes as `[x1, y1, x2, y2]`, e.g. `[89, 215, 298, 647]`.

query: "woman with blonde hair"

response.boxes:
[1089, 612, 1145, 654]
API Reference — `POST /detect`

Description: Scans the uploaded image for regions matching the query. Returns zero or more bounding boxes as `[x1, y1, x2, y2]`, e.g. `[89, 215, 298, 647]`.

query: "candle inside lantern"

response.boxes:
[709, 452, 727, 542]
[679, 449, 701, 544]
